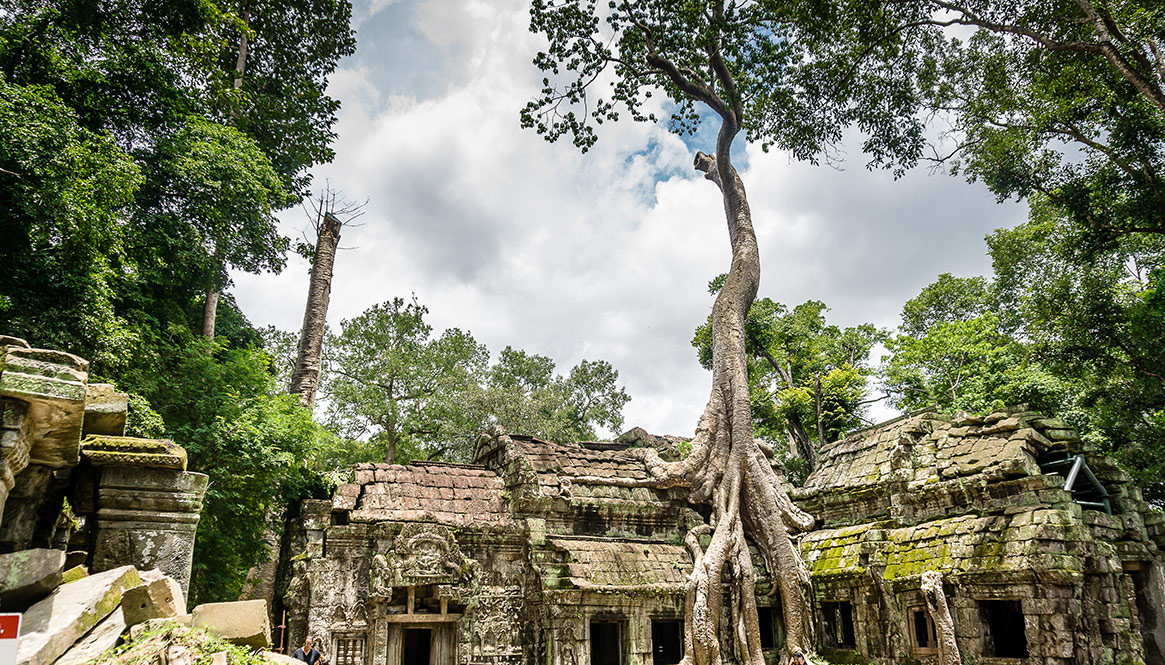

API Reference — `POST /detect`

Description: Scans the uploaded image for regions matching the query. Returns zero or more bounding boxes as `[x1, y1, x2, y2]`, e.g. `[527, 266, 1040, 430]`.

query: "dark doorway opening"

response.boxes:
[591, 621, 623, 665]
[651, 620, 683, 665]
[980, 600, 1028, 658]
[402, 628, 432, 665]
[911, 609, 937, 654]
[757, 606, 785, 650]
[820, 601, 856, 649]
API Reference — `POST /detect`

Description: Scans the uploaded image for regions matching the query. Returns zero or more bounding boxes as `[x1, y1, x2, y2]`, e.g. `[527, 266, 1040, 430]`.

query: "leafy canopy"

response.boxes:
[322, 297, 631, 464]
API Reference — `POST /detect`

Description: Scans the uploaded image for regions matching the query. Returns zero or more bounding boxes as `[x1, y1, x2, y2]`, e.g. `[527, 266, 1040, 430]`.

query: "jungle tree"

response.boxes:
[522, 1, 927, 661]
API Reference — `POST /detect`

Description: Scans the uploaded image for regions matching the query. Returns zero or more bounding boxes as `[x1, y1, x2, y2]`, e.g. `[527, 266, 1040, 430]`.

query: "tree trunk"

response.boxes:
[813, 373, 826, 446]
[289, 213, 342, 407]
[201, 6, 250, 340]
[201, 285, 219, 339]
[921, 571, 961, 665]
[786, 413, 818, 473]
[567, 119, 817, 664]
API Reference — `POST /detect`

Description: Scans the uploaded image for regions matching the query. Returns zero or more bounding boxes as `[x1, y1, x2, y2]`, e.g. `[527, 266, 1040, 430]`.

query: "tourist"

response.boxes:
[789, 651, 807, 665]
[293, 637, 325, 665]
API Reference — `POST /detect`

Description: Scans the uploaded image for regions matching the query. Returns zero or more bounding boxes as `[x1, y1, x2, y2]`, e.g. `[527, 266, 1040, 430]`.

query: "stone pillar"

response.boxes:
[83, 436, 208, 595]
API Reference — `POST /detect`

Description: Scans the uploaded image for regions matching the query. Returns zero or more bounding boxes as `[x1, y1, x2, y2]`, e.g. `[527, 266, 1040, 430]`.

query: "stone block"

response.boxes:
[262, 651, 302, 665]
[0, 347, 88, 470]
[122, 574, 186, 626]
[82, 385, 128, 438]
[16, 565, 140, 665]
[191, 599, 271, 649]
[81, 436, 187, 471]
[61, 566, 88, 584]
[0, 548, 65, 608]
[91, 466, 207, 594]
[52, 607, 126, 665]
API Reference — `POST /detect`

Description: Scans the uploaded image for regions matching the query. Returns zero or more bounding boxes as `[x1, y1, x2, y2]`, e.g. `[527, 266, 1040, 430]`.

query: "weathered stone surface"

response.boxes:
[61, 565, 88, 584]
[261, 651, 301, 665]
[91, 465, 208, 594]
[82, 385, 128, 438]
[122, 572, 186, 626]
[0, 346, 88, 469]
[0, 548, 64, 607]
[16, 565, 140, 665]
[81, 436, 187, 471]
[51, 607, 126, 665]
[191, 599, 271, 649]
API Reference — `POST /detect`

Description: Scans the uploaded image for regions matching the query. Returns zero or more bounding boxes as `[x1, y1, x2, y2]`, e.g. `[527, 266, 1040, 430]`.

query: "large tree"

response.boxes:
[322, 298, 631, 464]
[522, 0, 925, 660]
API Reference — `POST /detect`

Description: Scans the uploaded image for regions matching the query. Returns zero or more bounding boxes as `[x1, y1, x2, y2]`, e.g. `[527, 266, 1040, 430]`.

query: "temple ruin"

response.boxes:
[0, 336, 208, 593]
[287, 408, 1165, 665]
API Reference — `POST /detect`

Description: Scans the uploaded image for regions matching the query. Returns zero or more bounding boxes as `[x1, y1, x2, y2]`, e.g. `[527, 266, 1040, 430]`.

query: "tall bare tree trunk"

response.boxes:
[201, 7, 250, 340]
[290, 213, 342, 407]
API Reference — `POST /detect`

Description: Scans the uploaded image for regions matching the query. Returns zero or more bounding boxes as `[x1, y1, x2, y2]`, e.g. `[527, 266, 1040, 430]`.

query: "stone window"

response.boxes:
[590, 620, 626, 665]
[401, 628, 431, 665]
[333, 636, 366, 665]
[909, 609, 937, 655]
[757, 606, 784, 650]
[820, 601, 856, 649]
[650, 620, 683, 665]
[979, 600, 1028, 659]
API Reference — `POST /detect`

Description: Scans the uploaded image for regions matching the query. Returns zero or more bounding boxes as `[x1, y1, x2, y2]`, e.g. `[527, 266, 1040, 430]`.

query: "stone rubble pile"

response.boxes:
[0, 553, 286, 665]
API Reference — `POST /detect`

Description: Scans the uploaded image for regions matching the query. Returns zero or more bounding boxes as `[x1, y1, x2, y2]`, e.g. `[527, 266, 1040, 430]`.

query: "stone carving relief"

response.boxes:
[285, 560, 310, 612]
[331, 599, 367, 627]
[464, 587, 522, 659]
[376, 523, 477, 591]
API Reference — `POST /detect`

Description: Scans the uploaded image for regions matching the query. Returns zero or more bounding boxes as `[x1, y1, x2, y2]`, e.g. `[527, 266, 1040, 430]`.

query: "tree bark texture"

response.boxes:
[921, 571, 961, 665]
[201, 7, 250, 340]
[201, 286, 219, 339]
[568, 122, 817, 665]
[290, 212, 342, 407]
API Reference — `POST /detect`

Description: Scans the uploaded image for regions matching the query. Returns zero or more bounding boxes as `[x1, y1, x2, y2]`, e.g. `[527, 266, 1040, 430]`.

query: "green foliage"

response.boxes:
[524, 0, 931, 172]
[694, 287, 886, 450]
[121, 329, 337, 603]
[97, 620, 271, 665]
[0, 79, 142, 368]
[323, 297, 631, 464]
[125, 393, 167, 439]
[884, 200, 1165, 501]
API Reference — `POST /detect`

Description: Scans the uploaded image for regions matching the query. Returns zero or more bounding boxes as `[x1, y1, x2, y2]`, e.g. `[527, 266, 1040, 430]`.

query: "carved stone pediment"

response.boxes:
[369, 524, 476, 597]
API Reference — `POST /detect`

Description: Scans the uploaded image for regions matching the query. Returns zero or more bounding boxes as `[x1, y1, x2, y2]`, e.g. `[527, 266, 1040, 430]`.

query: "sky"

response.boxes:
[231, 0, 1028, 438]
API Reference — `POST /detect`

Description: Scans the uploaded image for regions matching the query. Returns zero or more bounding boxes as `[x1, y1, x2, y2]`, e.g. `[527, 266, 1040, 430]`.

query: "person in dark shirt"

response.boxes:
[292, 637, 324, 665]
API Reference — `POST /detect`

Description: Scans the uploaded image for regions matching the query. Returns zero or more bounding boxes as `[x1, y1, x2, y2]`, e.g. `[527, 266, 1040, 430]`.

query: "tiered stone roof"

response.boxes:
[336, 461, 513, 527]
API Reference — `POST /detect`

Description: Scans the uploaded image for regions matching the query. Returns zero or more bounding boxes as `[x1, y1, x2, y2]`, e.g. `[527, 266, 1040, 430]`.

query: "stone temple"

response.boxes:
[285, 408, 1165, 665]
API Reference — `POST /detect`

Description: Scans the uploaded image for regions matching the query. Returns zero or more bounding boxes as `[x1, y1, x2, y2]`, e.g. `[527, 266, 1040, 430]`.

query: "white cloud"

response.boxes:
[232, 0, 1027, 439]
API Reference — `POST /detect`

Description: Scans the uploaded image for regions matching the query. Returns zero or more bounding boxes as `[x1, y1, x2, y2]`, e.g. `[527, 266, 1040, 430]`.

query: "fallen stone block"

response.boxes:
[16, 565, 140, 665]
[191, 599, 270, 650]
[210, 652, 228, 665]
[123, 573, 186, 626]
[0, 548, 64, 608]
[51, 607, 126, 665]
